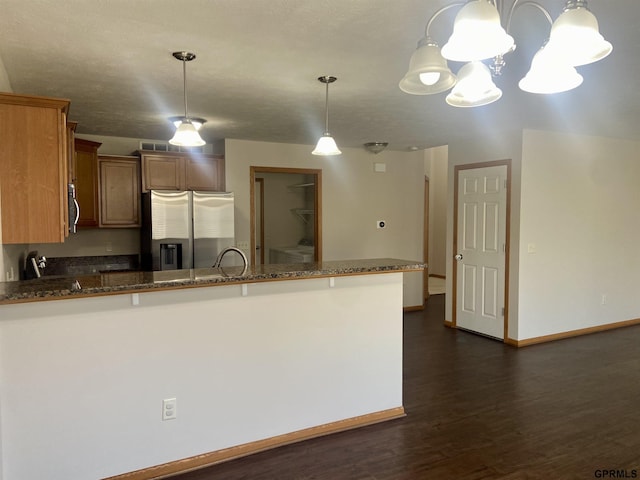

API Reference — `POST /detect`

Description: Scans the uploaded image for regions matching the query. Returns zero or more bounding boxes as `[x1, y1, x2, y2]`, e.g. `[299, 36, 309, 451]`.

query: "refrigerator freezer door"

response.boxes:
[192, 192, 236, 268]
[150, 190, 193, 270]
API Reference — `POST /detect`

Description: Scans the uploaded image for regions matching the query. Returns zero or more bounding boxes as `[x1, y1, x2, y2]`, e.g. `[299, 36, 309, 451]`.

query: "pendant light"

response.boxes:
[312, 76, 341, 156]
[169, 51, 206, 147]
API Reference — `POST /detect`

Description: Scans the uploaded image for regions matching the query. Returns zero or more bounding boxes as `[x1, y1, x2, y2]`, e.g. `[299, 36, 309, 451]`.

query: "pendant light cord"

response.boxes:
[324, 80, 330, 134]
[182, 57, 189, 119]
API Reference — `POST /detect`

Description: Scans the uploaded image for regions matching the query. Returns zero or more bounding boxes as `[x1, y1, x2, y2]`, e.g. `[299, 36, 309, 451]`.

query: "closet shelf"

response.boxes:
[291, 208, 314, 223]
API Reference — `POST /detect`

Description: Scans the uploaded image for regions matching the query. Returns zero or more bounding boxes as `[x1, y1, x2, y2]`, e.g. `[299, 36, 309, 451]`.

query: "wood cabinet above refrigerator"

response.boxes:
[139, 150, 225, 192]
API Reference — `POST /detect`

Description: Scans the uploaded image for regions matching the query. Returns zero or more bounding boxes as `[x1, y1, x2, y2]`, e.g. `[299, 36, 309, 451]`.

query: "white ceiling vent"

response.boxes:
[139, 141, 212, 154]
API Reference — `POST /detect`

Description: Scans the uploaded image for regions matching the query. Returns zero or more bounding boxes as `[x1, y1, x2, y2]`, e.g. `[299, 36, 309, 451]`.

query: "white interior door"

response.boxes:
[455, 165, 507, 339]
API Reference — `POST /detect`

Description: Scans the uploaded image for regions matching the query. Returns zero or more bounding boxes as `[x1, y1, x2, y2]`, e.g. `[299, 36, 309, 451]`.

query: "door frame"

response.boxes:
[452, 159, 512, 341]
[254, 177, 265, 264]
[249, 166, 322, 266]
[423, 176, 430, 305]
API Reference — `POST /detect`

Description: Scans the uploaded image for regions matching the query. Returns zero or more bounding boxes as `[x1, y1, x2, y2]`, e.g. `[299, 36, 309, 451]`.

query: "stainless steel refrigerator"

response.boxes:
[141, 191, 236, 270]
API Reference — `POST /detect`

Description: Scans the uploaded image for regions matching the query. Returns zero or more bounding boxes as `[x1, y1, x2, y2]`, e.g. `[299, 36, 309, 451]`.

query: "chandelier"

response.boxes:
[399, 0, 612, 107]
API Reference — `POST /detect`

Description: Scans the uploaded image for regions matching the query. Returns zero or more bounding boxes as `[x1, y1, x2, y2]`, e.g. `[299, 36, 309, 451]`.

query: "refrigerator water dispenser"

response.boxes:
[160, 243, 182, 270]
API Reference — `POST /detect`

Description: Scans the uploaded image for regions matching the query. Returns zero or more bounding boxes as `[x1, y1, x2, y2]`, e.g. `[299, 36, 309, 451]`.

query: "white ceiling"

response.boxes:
[0, 0, 637, 151]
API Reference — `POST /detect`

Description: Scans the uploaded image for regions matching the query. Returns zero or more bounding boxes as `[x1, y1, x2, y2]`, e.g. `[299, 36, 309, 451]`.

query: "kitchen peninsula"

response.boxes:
[0, 258, 423, 480]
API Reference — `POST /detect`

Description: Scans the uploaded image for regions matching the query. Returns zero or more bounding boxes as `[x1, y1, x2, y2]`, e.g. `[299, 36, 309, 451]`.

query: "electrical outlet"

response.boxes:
[106, 242, 113, 252]
[162, 398, 177, 421]
[5, 268, 15, 281]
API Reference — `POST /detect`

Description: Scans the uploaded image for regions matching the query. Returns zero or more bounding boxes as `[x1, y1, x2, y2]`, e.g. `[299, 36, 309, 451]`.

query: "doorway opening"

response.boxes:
[249, 166, 322, 266]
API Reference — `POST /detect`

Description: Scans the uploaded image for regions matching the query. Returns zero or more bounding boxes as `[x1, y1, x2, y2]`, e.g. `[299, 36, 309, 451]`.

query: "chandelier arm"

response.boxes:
[506, 0, 553, 34]
[424, 2, 466, 38]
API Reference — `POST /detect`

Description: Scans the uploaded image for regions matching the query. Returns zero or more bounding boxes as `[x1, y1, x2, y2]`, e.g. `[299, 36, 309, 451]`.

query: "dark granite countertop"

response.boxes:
[0, 258, 425, 305]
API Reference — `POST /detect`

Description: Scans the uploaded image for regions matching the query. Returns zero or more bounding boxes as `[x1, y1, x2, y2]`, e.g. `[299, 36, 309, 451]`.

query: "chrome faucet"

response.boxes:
[213, 247, 248, 270]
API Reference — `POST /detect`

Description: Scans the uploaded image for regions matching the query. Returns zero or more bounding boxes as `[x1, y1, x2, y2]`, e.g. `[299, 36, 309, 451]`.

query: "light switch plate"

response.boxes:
[162, 398, 177, 421]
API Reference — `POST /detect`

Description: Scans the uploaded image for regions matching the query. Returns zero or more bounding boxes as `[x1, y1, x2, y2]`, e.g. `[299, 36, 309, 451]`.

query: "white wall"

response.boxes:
[518, 129, 640, 339]
[225, 139, 426, 307]
[0, 273, 404, 480]
[425, 145, 448, 276]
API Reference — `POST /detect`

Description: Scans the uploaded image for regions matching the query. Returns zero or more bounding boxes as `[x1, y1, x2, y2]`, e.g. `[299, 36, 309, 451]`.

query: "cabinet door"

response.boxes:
[75, 138, 102, 227]
[185, 155, 225, 191]
[0, 95, 69, 244]
[99, 157, 140, 227]
[66, 122, 77, 183]
[141, 155, 185, 191]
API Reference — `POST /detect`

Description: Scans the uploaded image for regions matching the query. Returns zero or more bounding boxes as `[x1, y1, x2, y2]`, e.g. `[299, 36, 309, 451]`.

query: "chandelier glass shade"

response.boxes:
[446, 61, 502, 107]
[519, 45, 584, 94]
[440, 0, 514, 62]
[399, 37, 457, 95]
[546, 4, 612, 66]
[399, 0, 612, 107]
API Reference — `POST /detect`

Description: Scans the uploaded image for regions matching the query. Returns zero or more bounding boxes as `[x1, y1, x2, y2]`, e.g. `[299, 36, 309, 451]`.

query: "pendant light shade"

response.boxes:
[546, 1, 612, 67]
[170, 119, 206, 147]
[313, 134, 341, 156]
[519, 45, 583, 94]
[312, 76, 341, 156]
[169, 51, 206, 147]
[445, 61, 502, 107]
[399, 37, 457, 95]
[441, 0, 514, 62]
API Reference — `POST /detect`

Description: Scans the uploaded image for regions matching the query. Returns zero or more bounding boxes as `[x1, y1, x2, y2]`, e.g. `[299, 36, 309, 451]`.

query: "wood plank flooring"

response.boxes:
[171, 295, 640, 479]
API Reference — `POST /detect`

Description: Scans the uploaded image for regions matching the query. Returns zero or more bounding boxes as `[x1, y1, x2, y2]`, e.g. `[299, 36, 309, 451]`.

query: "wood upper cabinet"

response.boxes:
[75, 138, 102, 227]
[140, 151, 225, 192]
[141, 154, 184, 191]
[0, 93, 70, 244]
[185, 155, 225, 191]
[98, 156, 140, 227]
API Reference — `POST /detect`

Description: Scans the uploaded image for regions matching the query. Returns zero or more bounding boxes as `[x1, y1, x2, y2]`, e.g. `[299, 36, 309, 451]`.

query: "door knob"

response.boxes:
[455, 254, 463, 261]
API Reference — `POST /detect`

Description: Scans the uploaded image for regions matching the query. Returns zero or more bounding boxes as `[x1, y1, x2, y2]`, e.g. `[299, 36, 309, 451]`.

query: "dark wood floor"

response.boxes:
[172, 295, 640, 479]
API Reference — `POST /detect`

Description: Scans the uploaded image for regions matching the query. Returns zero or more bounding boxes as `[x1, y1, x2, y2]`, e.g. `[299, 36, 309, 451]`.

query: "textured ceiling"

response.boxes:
[0, 0, 637, 151]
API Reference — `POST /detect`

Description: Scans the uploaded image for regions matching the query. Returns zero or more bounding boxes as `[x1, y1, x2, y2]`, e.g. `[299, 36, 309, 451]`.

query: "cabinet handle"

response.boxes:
[73, 197, 80, 226]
